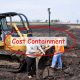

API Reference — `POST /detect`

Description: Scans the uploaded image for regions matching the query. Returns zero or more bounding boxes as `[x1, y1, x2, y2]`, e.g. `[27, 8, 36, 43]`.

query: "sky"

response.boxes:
[0, 0, 80, 23]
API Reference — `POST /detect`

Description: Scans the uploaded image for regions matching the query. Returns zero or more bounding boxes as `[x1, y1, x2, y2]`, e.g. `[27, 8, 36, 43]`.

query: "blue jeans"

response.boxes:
[51, 53, 63, 68]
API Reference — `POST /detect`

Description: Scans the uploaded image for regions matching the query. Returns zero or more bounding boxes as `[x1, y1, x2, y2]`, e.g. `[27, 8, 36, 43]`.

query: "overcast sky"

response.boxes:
[0, 0, 80, 22]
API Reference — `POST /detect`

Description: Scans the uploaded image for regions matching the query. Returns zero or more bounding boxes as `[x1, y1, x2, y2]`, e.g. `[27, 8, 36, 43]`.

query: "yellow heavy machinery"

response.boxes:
[0, 12, 32, 72]
[0, 12, 53, 79]
[0, 12, 31, 51]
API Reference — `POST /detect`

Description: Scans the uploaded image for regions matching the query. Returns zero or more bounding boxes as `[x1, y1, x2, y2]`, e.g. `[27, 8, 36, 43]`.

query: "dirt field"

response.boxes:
[0, 50, 80, 80]
[0, 24, 80, 80]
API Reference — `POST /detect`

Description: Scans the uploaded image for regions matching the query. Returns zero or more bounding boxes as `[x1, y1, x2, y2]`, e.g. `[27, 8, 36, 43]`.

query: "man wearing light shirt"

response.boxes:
[26, 43, 45, 78]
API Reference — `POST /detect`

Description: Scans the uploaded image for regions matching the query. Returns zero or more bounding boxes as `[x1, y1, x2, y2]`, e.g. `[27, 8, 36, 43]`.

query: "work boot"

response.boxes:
[49, 66, 57, 71]
[27, 75, 33, 79]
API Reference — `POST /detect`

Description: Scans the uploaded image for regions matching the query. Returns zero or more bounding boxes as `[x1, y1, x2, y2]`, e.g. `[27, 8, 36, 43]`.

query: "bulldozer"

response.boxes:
[0, 12, 53, 79]
[0, 12, 33, 72]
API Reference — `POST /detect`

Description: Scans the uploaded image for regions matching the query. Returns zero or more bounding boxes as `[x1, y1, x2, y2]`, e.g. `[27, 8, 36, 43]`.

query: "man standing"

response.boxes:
[26, 43, 45, 79]
[51, 45, 64, 69]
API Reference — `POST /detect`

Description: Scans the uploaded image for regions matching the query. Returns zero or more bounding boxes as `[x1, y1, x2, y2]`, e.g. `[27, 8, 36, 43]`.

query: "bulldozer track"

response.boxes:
[0, 65, 19, 72]
[0, 49, 22, 72]
[0, 60, 21, 73]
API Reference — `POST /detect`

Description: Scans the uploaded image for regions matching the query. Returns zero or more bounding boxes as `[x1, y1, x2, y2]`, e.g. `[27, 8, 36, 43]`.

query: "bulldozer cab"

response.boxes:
[0, 12, 32, 51]
[0, 12, 30, 38]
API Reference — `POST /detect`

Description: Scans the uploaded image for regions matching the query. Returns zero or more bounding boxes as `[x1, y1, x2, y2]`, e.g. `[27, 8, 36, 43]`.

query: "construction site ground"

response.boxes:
[0, 24, 80, 80]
